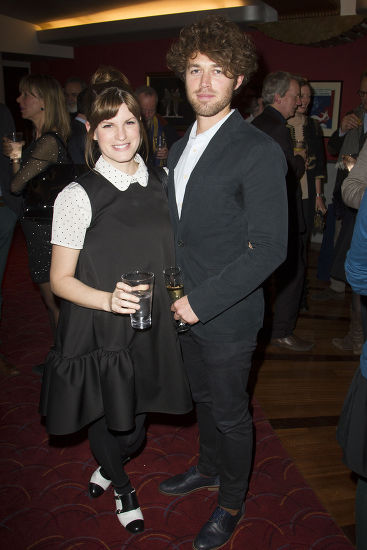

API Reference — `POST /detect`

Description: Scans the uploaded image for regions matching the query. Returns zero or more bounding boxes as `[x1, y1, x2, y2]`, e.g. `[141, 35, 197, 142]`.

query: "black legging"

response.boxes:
[88, 413, 146, 494]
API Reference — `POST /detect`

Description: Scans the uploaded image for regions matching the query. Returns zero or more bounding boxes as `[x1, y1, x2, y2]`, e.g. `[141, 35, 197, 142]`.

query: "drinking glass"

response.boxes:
[154, 135, 167, 150]
[154, 135, 167, 167]
[7, 131, 23, 142]
[5, 131, 24, 160]
[121, 271, 154, 330]
[163, 266, 190, 333]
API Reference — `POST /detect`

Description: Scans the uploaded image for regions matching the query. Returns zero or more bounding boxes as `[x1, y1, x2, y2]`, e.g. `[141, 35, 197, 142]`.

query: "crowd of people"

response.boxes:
[0, 13, 366, 550]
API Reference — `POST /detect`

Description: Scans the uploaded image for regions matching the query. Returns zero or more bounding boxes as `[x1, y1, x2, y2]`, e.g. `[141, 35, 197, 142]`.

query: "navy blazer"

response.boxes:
[167, 109, 288, 341]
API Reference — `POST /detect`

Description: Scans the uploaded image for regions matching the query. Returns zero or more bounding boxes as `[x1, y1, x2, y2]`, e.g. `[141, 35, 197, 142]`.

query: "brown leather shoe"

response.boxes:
[271, 335, 314, 352]
[0, 355, 19, 377]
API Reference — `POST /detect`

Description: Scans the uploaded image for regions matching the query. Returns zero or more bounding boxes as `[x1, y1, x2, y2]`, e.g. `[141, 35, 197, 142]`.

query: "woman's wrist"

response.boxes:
[11, 158, 21, 175]
[104, 291, 114, 313]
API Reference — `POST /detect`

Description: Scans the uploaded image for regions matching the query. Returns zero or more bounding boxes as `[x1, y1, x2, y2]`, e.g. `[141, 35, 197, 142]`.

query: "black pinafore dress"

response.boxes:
[40, 168, 192, 435]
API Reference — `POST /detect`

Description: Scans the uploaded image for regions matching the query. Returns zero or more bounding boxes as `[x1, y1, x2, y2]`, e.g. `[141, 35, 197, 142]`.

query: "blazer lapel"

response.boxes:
[179, 111, 239, 219]
[167, 130, 190, 225]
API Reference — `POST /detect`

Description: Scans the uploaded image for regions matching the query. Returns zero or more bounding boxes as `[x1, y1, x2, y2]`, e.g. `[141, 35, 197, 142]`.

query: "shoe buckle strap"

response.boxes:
[115, 490, 138, 512]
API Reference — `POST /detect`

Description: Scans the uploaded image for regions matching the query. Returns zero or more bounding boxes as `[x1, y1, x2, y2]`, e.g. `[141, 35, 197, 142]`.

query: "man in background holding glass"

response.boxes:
[158, 16, 288, 550]
[253, 71, 312, 352]
[135, 85, 178, 166]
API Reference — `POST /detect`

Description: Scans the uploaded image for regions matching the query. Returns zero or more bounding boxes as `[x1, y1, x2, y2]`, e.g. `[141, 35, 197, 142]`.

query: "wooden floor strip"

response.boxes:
[261, 352, 359, 362]
[269, 415, 340, 429]
[300, 313, 350, 321]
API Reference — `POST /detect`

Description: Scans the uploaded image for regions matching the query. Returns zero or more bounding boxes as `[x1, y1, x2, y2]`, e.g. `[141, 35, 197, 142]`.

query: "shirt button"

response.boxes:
[177, 240, 184, 247]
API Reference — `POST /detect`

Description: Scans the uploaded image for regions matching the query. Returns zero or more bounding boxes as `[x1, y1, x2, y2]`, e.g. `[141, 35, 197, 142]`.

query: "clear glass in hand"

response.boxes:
[4, 131, 24, 160]
[121, 271, 154, 330]
[163, 266, 190, 333]
[154, 135, 167, 167]
[154, 135, 167, 149]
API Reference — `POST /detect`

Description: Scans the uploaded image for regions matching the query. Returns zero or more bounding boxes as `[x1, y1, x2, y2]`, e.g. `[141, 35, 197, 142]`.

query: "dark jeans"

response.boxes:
[180, 330, 258, 509]
[0, 205, 17, 320]
[317, 202, 336, 281]
[271, 232, 305, 338]
[88, 413, 146, 494]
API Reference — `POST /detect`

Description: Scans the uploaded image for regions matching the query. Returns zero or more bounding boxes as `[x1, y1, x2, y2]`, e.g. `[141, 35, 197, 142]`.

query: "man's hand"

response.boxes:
[340, 113, 362, 133]
[171, 295, 199, 325]
[342, 154, 356, 172]
[155, 146, 169, 160]
[295, 148, 307, 161]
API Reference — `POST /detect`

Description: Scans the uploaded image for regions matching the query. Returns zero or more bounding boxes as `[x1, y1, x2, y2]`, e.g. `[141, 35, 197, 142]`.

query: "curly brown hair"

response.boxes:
[166, 16, 257, 89]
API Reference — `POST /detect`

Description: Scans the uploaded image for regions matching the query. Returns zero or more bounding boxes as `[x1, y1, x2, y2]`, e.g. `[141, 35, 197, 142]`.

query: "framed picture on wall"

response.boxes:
[309, 81, 342, 137]
[146, 72, 195, 132]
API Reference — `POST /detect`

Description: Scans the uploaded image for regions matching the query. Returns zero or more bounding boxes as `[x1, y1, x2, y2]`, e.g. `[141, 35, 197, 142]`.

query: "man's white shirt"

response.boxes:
[174, 110, 234, 218]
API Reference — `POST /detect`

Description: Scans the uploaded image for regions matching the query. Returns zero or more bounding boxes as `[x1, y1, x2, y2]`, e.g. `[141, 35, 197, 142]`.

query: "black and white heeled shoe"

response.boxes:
[114, 489, 144, 533]
[88, 467, 112, 498]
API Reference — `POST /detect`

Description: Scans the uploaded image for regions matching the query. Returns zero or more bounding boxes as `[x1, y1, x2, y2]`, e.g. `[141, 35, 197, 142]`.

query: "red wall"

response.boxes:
[31, 37, 177, 90]
[251, 30, 366, 120]
[31, 30, 367, 120]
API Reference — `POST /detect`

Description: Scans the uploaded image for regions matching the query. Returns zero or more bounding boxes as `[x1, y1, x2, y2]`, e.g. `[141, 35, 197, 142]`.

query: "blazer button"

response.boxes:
[177, 240, 184, 247]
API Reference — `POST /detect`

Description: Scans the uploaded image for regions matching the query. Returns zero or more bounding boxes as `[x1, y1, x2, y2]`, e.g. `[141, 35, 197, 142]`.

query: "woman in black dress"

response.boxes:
[5, 74, 72, 336]
[287, 79, 327, 248]
[39, 73, 192, 533]
[287, 78, 327, 309]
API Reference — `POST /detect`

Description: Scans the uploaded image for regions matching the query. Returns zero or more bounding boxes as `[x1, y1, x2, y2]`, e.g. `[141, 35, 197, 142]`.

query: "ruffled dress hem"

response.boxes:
[40, 347, 192, 436]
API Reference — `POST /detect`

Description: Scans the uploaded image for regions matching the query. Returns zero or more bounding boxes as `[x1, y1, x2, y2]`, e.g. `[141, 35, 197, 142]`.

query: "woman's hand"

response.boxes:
[296, 148, 307, 161]
[110, 281, 141, 314]
[315, 195, 327, 214]
[2, 137, 24, 160]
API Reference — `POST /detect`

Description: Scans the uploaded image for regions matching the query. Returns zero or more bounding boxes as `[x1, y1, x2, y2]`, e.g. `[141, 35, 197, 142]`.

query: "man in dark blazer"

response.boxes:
[253, 71, 313, 352]
[158, 16, 288, 550]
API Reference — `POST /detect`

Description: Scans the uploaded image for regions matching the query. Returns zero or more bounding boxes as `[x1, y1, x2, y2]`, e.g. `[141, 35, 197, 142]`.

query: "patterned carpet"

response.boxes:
[0, 229, 354, 550]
